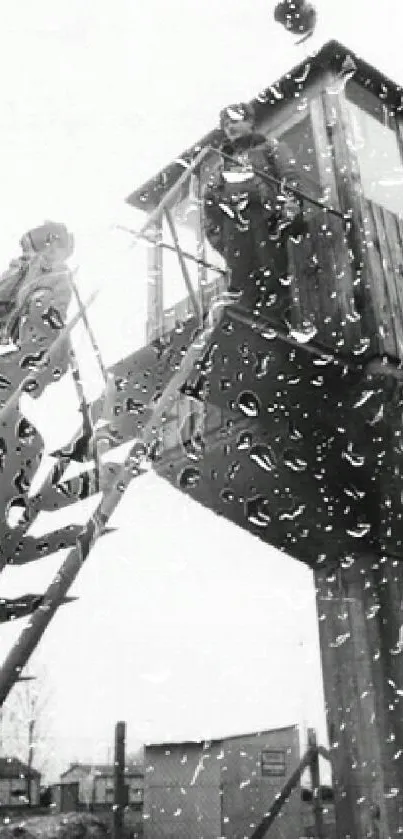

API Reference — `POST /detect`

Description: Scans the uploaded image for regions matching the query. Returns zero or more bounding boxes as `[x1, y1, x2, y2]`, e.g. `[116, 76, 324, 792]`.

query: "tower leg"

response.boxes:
[315, 555, 403, 838]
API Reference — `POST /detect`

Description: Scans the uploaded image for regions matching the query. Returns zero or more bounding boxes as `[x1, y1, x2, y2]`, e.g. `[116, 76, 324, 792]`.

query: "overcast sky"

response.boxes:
[0, 0, 402, 782]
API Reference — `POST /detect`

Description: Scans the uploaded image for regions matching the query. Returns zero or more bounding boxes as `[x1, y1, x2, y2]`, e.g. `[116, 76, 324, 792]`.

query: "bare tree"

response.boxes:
[0, 664, 53, 803]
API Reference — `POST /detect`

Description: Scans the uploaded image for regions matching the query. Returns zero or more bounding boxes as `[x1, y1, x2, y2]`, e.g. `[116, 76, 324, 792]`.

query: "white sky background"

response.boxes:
[0, 0, 402, 782]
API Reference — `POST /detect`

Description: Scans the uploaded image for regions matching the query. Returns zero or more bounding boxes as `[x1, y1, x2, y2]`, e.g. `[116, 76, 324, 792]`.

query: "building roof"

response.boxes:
[145, 724, 298, 749]
[60, 762, 144, 779]
[126, 39, 403, 213]
[0, 757, 40, 779]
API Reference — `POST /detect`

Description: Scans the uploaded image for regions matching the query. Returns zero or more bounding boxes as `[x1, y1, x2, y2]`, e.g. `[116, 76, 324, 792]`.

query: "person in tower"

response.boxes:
[203, 102, 302, 320]
[0, 223, 75, 531]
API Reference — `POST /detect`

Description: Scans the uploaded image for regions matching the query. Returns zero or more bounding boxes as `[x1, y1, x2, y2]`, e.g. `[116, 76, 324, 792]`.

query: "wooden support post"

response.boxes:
[249, 747, 314, 839]
[164, 209, 203, 325]
[315, 556, 403, 839]
[113, 721, 126, 839]
[193, 173, 208, 313]
[307, 728, 325, 839]
[146, 218, 164, 343]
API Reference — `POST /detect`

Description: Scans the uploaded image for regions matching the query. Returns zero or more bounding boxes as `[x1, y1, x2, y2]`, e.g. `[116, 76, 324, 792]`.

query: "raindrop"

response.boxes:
[237, 391, 261, 418]
[279, 274, 293, 287]
[344, 484, 366, 501]
[249, 444, 276, 472]
[179, 467, 201, 489]
[220, 489, 236, 503]
[237, 432, 252, 451]
[42, 306, 64, 330]
[6, 497, 29, 529]
[352, 390, 376, 409]
[341, 555, 356, 569]
[17, 418, 38, 446]
[0, 374, 12, 390]
[126, 398, 145, 415]
[368, 405, 384, 426]
[220, 378, 232, 391]
[342, 445, 365, 468]
[279, 505, 306, 521]
[22, 378, 39, 394]
[20, 351, 47, 371]
[347, 522, 371, 538]
[226, 461, 241, 480]
[313, 354, 334, 367]
[288, 324, 318, 344]
[0, 438, 7, 470]
[288, 423, 303, 441]
[352, 337, 371, 355]
[283, 451, 308, 473]
[262, 327, 278, 341]
[255, 354, 272, 379]
[14, 469, 30, 494]
[330, 632, 351, 648]
[182, 435, 205, 462]
[246, 496, 271, 528]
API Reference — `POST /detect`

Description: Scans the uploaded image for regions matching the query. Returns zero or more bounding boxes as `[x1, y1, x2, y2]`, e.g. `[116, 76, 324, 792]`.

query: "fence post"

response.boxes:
[113, 721, 127, 839]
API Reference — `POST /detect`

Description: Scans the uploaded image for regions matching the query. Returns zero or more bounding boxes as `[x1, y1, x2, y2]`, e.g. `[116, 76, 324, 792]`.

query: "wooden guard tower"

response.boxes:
[2, 39, 403, 839]
[125, 41, 403, 838]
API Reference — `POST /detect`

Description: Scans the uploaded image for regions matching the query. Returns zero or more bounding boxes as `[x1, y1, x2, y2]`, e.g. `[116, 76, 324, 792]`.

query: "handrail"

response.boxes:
[206, 145, 346, 220]
[116, 225, 227, 276]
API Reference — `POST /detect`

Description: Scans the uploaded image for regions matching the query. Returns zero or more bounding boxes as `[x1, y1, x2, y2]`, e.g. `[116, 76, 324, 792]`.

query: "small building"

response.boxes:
[59, 762, 144, 808]
[0, 757, 41, 806]
[144, 726, 303, 839]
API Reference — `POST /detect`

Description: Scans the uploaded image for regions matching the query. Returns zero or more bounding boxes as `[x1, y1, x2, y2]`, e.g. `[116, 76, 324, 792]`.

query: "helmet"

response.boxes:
[219, 102, 256, 130]
[20, 222, 74, 263]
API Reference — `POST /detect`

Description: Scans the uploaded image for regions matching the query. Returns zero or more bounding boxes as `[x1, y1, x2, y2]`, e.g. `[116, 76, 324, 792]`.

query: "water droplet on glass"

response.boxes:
[255, 355, 272, 379]
[313, 354, 334, 367]
[126, 399, 145, 415]
[17, 418, 38, 446]
[237, 432, 252, 451]
[330, 632, 351, 648]
[279, 504, 306, 521]
[342, 445, 365, 468]
[237, 391, 261, 418]
[262, 328, 278, 341]
[20, 350, 47, 371]
[347, 522, 371, 538]
[6, 497, 29, 529]
[249, 444, 276, 472]
[352, 337, 371, 355]
[246, 496, 271, 527]
[183, 435, 205, 462]
[344, 484, 366, 501]
[179, 467, 201, 489]
[220, 489, 236, 503]
[288, 324, 318, 344]
[352, 390, 376, 409]
[283, 451, 308, 472]
[288, 423, 303, 442]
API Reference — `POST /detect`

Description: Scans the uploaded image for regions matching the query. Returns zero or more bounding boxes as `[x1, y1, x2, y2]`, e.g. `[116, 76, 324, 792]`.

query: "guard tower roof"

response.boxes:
[126, 39, 403, 213]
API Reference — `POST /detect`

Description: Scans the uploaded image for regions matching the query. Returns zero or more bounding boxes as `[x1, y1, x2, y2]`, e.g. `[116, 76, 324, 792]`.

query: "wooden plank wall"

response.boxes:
[286, 94, 364, 354]
[322, 87, 403, 361]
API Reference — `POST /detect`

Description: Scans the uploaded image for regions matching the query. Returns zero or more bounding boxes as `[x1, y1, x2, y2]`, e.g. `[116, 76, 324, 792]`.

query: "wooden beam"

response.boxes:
[249, 747, 313, 839]
[307, 729, 325, 839]
[113, 721, 126, 839]
[315, 557, 403, 838]
[164, 209, 203, 326]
